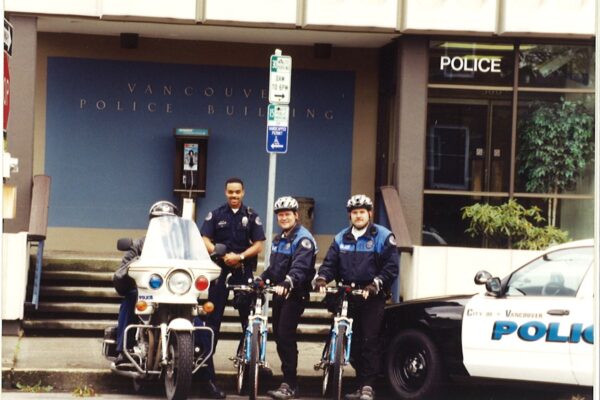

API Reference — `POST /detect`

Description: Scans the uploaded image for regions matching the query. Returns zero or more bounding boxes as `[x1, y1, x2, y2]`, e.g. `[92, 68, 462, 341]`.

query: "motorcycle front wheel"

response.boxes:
[164, 331, 194, 400]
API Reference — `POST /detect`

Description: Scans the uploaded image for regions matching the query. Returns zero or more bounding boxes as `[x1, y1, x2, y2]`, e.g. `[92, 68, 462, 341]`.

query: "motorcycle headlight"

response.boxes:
[167, 271, 192, 295]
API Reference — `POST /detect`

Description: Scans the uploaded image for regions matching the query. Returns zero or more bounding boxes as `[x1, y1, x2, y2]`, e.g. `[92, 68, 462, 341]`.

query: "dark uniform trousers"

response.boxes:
[271, 292, 305, 387]
[349, 294, 386, 387]
[207, 270, 251, 339]
[197, 268, 251, 381]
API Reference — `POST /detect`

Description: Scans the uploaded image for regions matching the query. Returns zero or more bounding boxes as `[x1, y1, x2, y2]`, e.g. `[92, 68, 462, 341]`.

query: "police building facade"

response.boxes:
[3, 0, 596, 252]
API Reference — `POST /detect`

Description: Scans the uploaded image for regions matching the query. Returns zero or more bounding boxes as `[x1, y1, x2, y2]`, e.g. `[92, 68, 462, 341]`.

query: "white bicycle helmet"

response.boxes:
[148, 200, 179, 219]
[273, 196, 299, 213]
[346, 194, 373, 212]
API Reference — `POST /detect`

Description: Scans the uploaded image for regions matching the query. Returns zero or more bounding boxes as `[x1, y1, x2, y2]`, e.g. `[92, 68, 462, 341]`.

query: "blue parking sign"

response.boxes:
[266, 125, 288, 153]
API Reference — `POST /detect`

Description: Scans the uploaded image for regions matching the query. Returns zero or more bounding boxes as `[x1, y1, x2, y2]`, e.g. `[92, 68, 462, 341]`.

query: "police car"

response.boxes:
[383, 239, 594, 399]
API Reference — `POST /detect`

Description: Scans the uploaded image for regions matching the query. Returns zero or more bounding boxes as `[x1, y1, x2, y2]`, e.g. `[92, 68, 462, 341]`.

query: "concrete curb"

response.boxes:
[2, 368, 360, 396]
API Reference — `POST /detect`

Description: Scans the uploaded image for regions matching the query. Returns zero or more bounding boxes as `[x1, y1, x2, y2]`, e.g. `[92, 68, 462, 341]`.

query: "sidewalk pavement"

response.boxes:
[1, 335, 357, 396]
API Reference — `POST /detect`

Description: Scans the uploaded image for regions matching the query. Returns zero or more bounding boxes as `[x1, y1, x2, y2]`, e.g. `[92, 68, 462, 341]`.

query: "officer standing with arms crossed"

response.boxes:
[314, 195, 399, 400]
[255, 196, 317, 400]
[199, 177, 266, 398]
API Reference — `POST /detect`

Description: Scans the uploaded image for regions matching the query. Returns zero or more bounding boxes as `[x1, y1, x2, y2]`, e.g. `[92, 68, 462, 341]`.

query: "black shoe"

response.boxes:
[114, 352, 128, 366]
[267, 382, 298, 400]
[203, 380, 226, 399]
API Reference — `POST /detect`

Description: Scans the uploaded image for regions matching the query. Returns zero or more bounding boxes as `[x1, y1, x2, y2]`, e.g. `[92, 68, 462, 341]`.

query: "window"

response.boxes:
[424, 40, 595, 247]
[506, 247, 593, 297]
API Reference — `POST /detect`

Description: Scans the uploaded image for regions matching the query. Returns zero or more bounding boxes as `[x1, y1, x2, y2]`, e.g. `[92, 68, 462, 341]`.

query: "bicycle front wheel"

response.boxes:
[248, 323, 260, 400]
[321, 340, 331, 396]
[331, 325, 346, 400]
[236, 337, 247, 395]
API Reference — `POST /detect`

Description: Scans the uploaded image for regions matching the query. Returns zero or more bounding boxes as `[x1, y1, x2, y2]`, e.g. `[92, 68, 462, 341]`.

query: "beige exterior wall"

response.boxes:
[34, 33, 379, 255]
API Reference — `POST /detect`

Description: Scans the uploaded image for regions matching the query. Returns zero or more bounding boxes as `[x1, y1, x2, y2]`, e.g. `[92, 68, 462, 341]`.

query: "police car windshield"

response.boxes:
[140, 215, 211, 261]
[507, 247, 593, 297]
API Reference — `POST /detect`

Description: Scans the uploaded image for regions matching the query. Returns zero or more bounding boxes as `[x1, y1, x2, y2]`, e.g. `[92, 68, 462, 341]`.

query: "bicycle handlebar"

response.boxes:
[325, 286, 364, 296]
[226, 284, 277, 294]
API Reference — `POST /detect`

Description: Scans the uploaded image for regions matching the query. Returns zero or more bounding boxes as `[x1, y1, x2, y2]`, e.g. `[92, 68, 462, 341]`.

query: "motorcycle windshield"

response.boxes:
[139, 215, 210, 262]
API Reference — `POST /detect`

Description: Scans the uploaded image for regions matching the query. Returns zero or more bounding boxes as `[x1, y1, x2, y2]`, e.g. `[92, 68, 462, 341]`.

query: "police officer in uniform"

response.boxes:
[256, 196, 317, 400]
[314, 195, 399, 400]
[200, 177, 266, 398]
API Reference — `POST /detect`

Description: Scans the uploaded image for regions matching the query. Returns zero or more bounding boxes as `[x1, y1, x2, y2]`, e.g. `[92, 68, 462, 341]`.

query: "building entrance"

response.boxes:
[423, 94, 513, 246]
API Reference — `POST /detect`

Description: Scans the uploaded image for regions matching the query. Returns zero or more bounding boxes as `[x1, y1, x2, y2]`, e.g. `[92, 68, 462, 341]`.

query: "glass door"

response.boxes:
[423, 98, 512, 246]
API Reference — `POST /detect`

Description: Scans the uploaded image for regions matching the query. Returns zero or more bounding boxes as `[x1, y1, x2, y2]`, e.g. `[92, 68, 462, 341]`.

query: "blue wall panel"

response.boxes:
[45, 57, 355, 234]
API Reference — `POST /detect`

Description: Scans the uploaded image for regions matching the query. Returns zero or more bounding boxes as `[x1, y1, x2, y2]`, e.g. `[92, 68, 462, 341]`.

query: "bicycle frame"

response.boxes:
[244, 290, 271, 366]
[317, 285, 364, 369]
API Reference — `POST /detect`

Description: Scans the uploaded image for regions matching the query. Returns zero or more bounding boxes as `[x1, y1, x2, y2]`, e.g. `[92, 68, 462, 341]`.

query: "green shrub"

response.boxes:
[461, 199, 568, 250]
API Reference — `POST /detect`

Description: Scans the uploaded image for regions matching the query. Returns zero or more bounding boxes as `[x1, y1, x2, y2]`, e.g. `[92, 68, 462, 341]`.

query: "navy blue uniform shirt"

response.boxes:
[261, 223, 317, 294]
[201, 203, 266, 276]
[317, 223, 399, 289]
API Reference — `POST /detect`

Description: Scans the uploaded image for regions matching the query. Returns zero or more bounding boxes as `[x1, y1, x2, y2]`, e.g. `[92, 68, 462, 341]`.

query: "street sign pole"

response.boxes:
[265, 151, 277, 265]
[264, 49, 292, 265]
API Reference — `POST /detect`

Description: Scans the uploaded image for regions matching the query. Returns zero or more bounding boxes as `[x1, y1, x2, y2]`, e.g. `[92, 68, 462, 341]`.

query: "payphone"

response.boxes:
[173, 128, 209, 199]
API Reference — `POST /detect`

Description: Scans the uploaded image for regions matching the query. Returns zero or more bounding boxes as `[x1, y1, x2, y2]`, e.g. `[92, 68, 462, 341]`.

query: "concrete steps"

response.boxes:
[24, 253, 332, 338]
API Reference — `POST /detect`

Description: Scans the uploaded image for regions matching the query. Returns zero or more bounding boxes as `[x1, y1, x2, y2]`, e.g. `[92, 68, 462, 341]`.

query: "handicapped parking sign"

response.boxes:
[266, 125, 288, 153]
[266, 104, 289, 154]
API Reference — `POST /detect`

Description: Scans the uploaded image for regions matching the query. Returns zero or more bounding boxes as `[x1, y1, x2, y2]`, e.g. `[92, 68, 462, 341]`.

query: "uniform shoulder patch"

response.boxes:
[388, 235, 397, 246]
[300, 238, 314, 250]
[255, 216, 262, 226]
[205, 212, 213, 221]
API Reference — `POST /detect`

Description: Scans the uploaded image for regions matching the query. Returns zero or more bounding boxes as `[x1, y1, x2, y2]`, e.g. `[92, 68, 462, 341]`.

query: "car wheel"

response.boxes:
[386, 329, 445, 400]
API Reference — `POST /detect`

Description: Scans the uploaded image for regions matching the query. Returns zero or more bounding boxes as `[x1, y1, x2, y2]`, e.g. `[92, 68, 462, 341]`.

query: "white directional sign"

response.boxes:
[266, 104, 289, 154]
[269, 54, 292, 104]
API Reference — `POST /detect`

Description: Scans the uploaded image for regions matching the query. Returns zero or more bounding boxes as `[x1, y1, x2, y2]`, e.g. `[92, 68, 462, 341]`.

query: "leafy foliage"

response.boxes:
[462, 199, 568, 250]
[16, 380, 53, 393]
[517, 98, 594, 225]
[72, 385, 97, 397]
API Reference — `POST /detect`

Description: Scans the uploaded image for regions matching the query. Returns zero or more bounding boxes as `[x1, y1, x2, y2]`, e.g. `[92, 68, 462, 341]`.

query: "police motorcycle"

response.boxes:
[102, 204, 224, 400]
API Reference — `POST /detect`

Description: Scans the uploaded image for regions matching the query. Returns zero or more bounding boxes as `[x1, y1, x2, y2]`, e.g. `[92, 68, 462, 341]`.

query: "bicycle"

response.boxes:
[314, 283, 364, 400]
[226, 274, 276, 400]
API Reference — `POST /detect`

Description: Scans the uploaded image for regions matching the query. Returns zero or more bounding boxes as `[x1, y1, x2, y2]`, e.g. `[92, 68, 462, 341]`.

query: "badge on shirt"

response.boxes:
[242, 216, 248, 227]
[366, 240, 374, 249]
[205, 212, 213, 221]
[284, 243, 291, 250]
[255, 216, 262, 226]
[218, 220, 227, 228]
[301, 238, 313, 250]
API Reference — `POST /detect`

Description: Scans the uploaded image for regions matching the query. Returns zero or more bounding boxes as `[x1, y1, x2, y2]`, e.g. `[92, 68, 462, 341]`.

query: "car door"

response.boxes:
[567, 265, 594, 386]
[462, 246, 593, 384]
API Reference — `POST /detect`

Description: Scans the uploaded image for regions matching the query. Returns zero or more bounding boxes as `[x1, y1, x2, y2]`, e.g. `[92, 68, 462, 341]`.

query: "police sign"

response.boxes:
[266, 104, 289, 154]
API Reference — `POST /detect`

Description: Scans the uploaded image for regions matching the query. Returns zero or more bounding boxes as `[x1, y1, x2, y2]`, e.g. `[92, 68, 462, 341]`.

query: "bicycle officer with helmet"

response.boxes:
[255, 196, 318, 400]
[112, 200, 179, 366]
[314, 194, 399, 400]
